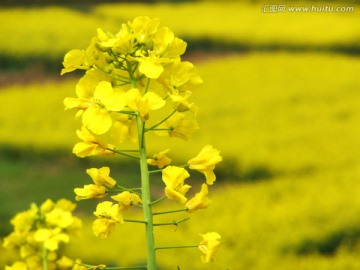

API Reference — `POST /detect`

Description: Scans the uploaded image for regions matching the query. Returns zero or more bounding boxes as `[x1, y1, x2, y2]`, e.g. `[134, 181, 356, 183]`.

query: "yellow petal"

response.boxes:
[92, 219, 114, 238]
[139, 60, 164, 79]
[144, 92, 166, 110]
[87, 167, 117, 188]
[61, 49, 86, 75]
[34, 228, 51, 242]
[82, 107, 112, 134]
[64, 97, 92, 110]
[165, 187, 188, 204]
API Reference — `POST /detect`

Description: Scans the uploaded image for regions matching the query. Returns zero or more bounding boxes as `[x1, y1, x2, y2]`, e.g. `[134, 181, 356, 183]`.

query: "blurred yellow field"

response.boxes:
[0, 1, 359, 65]
[2, 51, 360, 268]
[1, 52, 359, 173]
[3, 171, 358, 269]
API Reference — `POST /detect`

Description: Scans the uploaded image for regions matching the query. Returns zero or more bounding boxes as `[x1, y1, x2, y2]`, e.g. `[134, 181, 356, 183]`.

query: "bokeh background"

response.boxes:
[1, 0, 360, 269]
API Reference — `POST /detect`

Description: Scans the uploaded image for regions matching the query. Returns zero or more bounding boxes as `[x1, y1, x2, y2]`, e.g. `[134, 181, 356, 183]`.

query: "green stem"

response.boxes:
[148, 168, 164, 174]
[177, 164, 189, 168]
[108, 149, 140, 159]
[136, 113, 157, 270]
[107, 188, 142, 197]
[93, 65, 130, 82]
[148, 128, 172, 131]
[144, 78, 151, 94]
[114, 184, 142, 194]
[126, 60, 137, 88]
[104, 267, 147, 270]
[153, 217, 190, 226]
[42, 246, 48, 270]
[153, 208, 187, 216]
[124, 219, 147, 224]
[149, 196, 166, 205]
[145, 109, 177, 132]
[117, 110, 137, 115]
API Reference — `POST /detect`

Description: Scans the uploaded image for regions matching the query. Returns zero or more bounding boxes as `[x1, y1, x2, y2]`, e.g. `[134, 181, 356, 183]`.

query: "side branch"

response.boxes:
[153, 217, 190, 226]
[108, 148, 140, 159]
[153, 208, 187, 216]
[149, 196, 166, 205]
[124, 219, 147, 224]
[145, 109, 177, 132]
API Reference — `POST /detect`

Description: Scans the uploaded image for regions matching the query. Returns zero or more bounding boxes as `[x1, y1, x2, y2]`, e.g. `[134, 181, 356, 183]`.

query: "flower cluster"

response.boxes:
[150, 145, 223, 263]
[62, 16, 202, 155]
[151, 145, 222, 208]
[3, 199, 83, 270]
[61, 16, 223, 267]
[74, 166, 142, 238]
[199, 232, 222, 263]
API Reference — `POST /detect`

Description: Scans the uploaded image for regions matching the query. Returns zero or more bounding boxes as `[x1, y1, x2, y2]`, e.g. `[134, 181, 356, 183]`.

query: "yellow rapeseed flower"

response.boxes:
[97, 27, 134, 55]
[74, 184, 107, 201]
[56, 256, 74, 269]
[61, 37, 98, 75]
[185, 184, 212, 213]
[34, 228, 70, 251]
[73, 127, 115, 158]
[128, 16, 160, 45]
[110, 115, 138, 144]
[45, 208, 74, 229]
[75, 69, 109, 99]
[162, 166, 191, 203]
[137, 52, 168, 79]
[86, 167, 117, 188]
[4, 199, 81, 269]
[9, 205, 38, 233]
[147, 149, 172, 168]
[198, 232, 222, 263]
[81, 81, 127, 134]
[111, 191, 142, 210]
[55, 198, 77, 212]
[61, 49, 87, 75]
[64, 80, 127, 134]
[188, 145, 223, 185]
[93, 201, 123, 238]
[5, 261, 28, 270]
[40, 199, 55, 213]
[153, 27, 187, 59]
[72, 259, 89, 270]
[155, 112, 199, 140]
[2, 232, 22, 250]
[125, 88, 165, 120]
[157, 61, 203, 93]
[168, 90, 197, 113]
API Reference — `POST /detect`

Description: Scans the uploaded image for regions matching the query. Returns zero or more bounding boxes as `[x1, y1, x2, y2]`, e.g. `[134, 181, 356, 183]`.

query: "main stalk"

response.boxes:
[136, 114, 157, 270]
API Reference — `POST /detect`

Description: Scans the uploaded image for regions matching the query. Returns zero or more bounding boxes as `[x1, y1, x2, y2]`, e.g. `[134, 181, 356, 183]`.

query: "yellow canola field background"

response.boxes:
[1, 52, 360, 268]
[1, 1, 360, 269]
[1, 53, 359, 175]
[0, 2, 360, 62]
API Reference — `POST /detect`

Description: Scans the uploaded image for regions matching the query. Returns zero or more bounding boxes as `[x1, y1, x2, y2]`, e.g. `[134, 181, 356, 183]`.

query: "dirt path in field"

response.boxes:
[0, 65, 56, 88]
